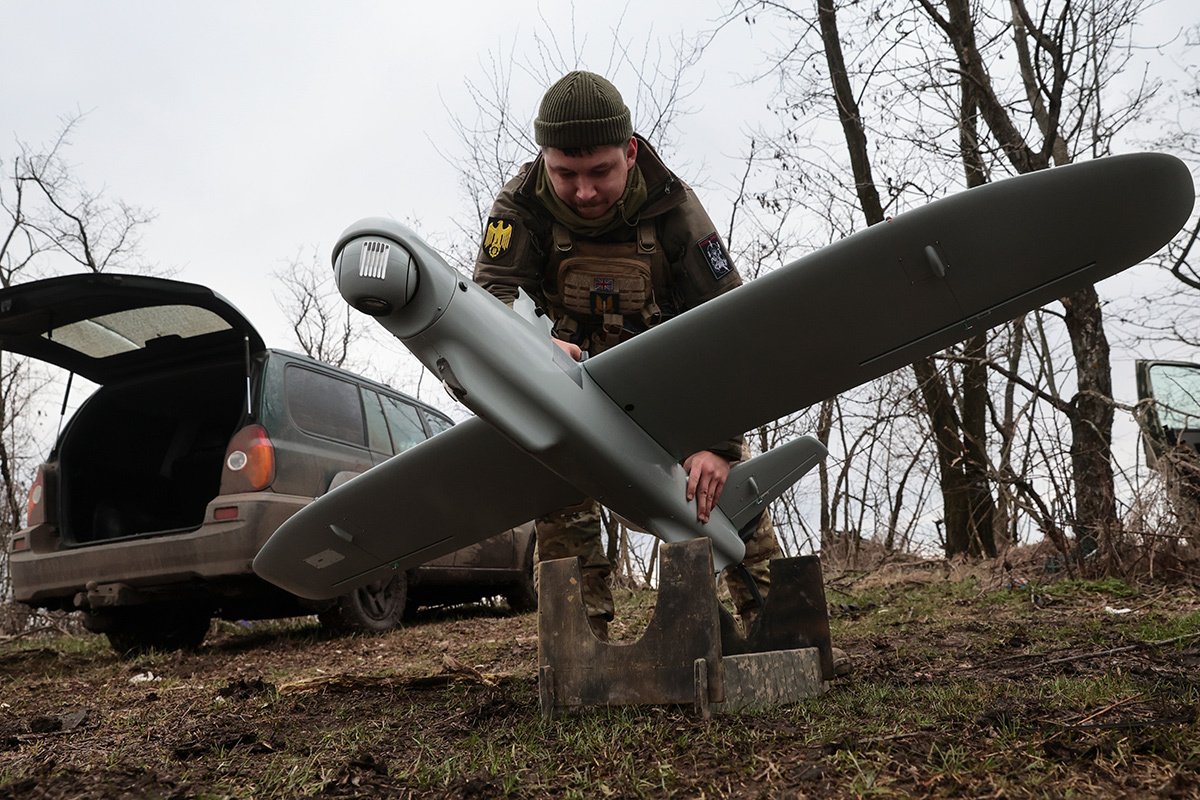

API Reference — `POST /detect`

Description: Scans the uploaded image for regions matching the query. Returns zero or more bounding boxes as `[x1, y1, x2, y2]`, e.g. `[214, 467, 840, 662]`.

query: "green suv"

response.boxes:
[1, 273, 536, 654]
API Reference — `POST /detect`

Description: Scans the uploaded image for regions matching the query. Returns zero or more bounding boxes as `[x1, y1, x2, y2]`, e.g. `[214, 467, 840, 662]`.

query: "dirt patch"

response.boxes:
[3, 576, 1200, 798]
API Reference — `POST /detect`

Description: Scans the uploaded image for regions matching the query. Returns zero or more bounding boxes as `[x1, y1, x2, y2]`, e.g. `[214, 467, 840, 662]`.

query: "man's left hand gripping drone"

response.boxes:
[253, 218, 823, 600]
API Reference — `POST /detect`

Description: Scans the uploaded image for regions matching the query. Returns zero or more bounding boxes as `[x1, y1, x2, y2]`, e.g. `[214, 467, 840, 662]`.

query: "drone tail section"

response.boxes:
[717, 436, 828, 532]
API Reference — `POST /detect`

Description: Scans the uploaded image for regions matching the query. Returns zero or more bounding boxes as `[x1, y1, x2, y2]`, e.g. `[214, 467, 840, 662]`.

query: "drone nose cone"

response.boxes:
[334, 233, 418, 315]
[330, 217, 460, 338]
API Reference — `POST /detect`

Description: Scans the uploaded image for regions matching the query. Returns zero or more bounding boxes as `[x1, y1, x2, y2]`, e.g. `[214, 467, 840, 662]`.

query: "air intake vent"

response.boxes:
[359, 241, 390, 280]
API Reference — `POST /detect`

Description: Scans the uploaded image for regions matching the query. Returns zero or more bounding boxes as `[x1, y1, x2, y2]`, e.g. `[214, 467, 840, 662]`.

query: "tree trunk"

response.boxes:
[960, 333, 998, 557]
[819, 0, 996, 556]
[1060, 285, 1118, 561]
[927, 0, 1122, 561]
[816, 397, 834, 544]
[911, 357, 994, 556]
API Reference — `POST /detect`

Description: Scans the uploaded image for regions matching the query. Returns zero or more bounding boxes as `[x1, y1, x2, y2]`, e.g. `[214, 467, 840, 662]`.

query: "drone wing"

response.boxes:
[256, 153, 1192, 601]
[253, 416, 583, 599]
[584, 152, 1194, 458]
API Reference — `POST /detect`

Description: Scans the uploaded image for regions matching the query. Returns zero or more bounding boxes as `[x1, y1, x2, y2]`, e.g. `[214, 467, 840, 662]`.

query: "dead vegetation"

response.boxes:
[2, 557, 1199, 799]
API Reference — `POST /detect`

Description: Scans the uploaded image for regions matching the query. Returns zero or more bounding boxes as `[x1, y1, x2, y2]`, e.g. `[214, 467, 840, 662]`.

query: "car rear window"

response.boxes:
[42, 305, 232, 358]
[285, 366, 365, 446]
[423, 411, 453, 436]
[380, 395, 427, 453]
[362, 390, 393, 455]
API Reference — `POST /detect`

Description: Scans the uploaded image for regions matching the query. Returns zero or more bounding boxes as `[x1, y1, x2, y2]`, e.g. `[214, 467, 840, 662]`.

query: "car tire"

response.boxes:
[319, 573, 407, 634]
[505, 539, 538, 614]
[96, 607, 211, 657]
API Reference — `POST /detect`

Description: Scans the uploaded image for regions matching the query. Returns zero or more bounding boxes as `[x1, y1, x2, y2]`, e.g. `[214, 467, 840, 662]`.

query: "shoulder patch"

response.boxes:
[483, 217, 516, 260]
[697, 232, 732, 280]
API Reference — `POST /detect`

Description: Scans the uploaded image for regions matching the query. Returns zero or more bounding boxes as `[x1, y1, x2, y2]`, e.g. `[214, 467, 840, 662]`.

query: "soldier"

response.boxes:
[473, 70, 780, 641]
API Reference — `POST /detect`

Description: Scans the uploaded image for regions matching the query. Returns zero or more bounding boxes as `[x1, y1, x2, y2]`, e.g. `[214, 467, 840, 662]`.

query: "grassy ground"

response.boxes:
[2, 563, 1199, 798]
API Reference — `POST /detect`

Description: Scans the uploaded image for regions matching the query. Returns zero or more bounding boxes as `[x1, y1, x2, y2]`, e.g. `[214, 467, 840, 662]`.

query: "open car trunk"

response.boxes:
[57, 360, 248, 544]
[0, 273, 267, 545]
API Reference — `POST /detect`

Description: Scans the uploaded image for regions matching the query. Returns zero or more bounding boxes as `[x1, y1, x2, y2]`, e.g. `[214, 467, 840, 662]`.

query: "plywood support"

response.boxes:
[537, 538, 829, 718]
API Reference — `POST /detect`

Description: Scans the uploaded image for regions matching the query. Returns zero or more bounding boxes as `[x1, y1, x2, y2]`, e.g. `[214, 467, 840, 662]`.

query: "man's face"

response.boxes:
[542, 138, 638, 219]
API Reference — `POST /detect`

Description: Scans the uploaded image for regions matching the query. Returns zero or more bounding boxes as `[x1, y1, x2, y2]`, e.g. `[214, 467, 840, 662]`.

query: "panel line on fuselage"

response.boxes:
[859, 259, 1098, 369]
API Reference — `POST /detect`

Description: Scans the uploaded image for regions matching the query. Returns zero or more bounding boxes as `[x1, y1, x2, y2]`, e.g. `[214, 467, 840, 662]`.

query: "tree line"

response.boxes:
[2, 0, 1198, 598]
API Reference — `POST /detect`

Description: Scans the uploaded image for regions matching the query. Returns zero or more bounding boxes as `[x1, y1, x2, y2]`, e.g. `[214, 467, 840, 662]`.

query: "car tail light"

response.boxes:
[220, 424, 275, 493]
[25, 466, 46, 526]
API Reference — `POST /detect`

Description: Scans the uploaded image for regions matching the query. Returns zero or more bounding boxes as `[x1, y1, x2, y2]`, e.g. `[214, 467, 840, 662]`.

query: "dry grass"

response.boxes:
[2, 562, 1199, 798]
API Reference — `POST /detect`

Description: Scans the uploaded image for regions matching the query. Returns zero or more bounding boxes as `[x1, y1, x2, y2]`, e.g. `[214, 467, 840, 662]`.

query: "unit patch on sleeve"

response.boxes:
[483, 217, 515, 260]
[697, 232, 732, 280]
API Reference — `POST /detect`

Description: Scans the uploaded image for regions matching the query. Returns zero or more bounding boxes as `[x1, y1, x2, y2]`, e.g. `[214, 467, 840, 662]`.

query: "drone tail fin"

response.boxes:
[717, 436, 828, 531]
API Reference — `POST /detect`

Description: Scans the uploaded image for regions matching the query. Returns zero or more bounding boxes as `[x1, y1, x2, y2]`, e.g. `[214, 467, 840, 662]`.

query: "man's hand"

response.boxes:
[683, 450, 732, 523]
[552, 337, 582, 361]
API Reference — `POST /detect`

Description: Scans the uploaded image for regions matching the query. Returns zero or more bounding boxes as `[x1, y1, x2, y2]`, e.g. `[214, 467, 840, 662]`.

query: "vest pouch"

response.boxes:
[556, 254, 655, 324]
[544, 222, 669, 352]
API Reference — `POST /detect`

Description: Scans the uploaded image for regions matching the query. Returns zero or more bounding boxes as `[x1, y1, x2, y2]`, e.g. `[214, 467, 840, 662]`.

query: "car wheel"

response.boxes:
[96, 607, 211, 657]
[319, 573, 407, 634]
[505, 540, 538, 614]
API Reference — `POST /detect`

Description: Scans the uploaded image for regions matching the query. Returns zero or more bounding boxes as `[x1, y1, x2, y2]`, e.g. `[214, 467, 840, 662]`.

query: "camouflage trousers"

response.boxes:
[720, 508, 778, 633]
[534, 498, 779, 632]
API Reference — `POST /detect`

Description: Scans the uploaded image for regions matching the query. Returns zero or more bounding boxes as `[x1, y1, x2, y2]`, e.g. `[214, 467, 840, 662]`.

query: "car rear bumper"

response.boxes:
[11, 493, 308, 607]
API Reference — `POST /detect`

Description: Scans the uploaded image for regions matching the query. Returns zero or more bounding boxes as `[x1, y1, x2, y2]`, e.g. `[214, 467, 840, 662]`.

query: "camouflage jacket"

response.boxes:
[472, 136, 745, 461]
[473, 136, 742, 309]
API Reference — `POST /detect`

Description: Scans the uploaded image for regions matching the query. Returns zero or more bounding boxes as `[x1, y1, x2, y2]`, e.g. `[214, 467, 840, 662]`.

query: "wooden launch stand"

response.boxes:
[536, 538, 833, 718]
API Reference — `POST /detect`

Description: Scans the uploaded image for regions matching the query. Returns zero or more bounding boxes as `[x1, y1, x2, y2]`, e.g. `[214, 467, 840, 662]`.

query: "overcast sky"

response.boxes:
[3, 0, 1197, 462]
[1, 2, 772, 360]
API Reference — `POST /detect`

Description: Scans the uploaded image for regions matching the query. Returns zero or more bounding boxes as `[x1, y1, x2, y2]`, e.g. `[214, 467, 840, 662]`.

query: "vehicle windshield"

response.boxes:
[1148, 363, 1200, 432]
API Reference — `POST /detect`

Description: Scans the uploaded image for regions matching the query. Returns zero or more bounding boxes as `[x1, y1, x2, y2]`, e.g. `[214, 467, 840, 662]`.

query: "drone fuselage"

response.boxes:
[332, 219, 748, 571]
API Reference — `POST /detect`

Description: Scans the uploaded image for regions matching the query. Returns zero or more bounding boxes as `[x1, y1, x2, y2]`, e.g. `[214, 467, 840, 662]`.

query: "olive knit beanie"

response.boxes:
[534, 71, 633, 150]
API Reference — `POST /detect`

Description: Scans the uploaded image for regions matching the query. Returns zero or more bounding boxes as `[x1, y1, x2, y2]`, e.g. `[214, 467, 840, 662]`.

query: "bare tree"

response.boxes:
[729, 0, 1179, 568]
[2, 113, 155, 285]
[916, 0, 1161, 565]
[272, 249, 363, 370]
[0, 113, 157, 597]
[1150, 26, 1200, 289]
[727, 0, 999, 557]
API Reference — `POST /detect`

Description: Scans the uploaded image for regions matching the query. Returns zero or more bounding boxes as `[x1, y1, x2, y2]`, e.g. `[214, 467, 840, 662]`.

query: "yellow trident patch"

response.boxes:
[483, 218, 513, 259]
